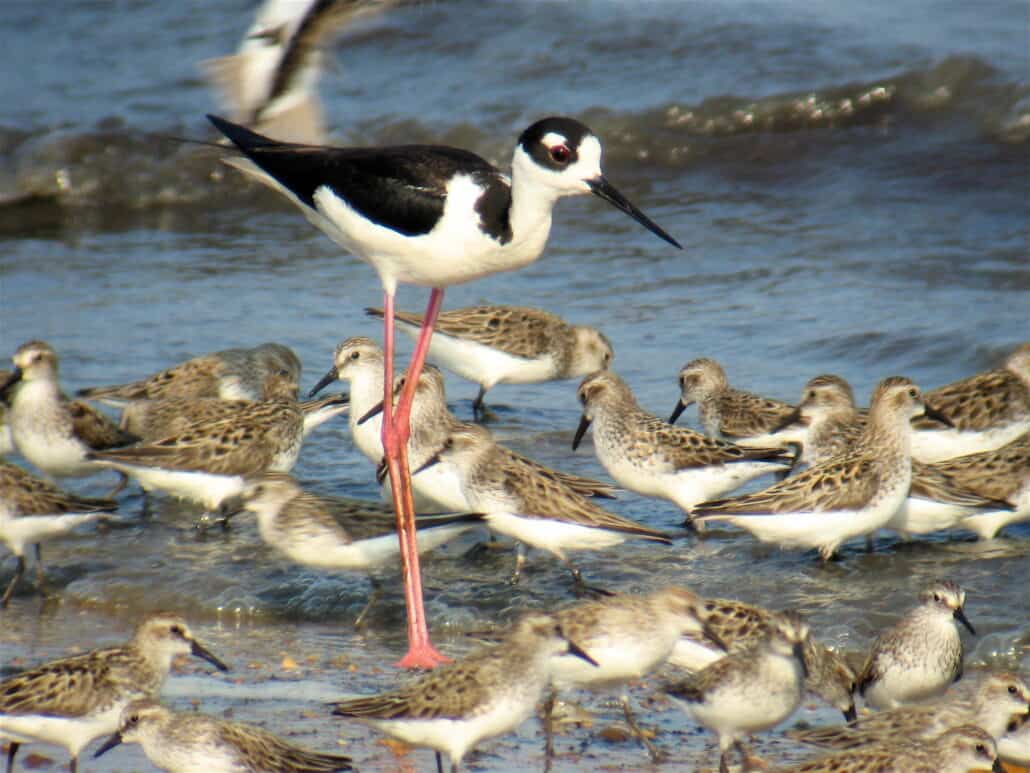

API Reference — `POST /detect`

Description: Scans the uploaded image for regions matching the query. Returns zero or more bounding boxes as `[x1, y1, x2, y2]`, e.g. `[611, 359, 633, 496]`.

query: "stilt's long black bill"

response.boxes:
[669, 400, 687, 424]
[572, 414, 592, 451]
[93, 732, 123, 758]
[587, 176, 682, 249]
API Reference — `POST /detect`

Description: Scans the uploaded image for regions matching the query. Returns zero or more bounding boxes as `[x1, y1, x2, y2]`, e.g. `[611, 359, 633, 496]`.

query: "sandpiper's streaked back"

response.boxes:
[670, 357, 795, 440]
[94, 698, 353, 772]
[0, 612, 228, 773]
[693, 377, 946, 560]
[1, 341, 137, 489]
[777, 725, 1002, 773]
[76, 342, 301, 408]
[417, 423, 671, 589]
[331, 612, 599, 773]
[87, 379, 346, 510]
[367, 304, 613, 417]
[790, 670, 1029, 749]
[912, 342, 1030, 462]
[210, 111, 681, 667]
[0, 460, 117, 607]
[574, 370, 791, 518]
[668, 595, 857, 720]
[856, 579, 975, 710]
[665, 610, 810, 773]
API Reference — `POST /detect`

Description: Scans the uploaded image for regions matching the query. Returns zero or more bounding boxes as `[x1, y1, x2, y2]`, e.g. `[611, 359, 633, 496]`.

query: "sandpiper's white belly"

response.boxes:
[666, 637, 724, 673]
[396, 320, 558, 389]
[0, 512, 104, 557]
[911, 422, 1028, 463]
[550, 637, 674, 692]
[962, 483, 1030, 539]
[484, 512, 626, 556]
[887, 496, 980, 537]
[0, 701, 124, 758]
[96, 463, 245, 510]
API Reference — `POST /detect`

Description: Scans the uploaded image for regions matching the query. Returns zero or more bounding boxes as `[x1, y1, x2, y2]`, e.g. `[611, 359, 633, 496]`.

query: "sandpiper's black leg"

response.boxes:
[6, 741, 20, 773]
[543, 689, 557, 772]
[34, 544, 51, 596]
[620, 694, 663, 762]
[435, 751, 444, 773]
[105, 471, 129, 497]
[355, 576, 383, 628]
[1, 556, 26, 608]
[472, 386, 487, 419]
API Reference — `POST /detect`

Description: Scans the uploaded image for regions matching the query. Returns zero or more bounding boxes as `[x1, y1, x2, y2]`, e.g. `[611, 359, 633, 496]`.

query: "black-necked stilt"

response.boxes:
[208, 113, 681, 669]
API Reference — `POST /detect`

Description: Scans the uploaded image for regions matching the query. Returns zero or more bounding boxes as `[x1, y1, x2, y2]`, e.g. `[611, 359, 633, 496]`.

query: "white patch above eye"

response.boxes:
[541, 131, 569, 148]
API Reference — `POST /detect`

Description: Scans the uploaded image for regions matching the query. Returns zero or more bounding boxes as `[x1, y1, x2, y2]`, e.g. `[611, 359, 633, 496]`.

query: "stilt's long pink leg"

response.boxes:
[381, 288, 449, 669]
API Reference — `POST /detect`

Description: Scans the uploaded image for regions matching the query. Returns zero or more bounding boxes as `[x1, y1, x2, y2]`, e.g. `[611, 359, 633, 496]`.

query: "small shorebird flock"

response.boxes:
[2, 1, 1028, 772]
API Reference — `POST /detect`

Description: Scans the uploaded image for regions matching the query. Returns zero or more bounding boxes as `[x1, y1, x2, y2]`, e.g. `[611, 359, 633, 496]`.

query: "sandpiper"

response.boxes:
[87, 383, 347, 510]
[669, 357, 795, 440]
[0, 460, 117, 606]
[331, 612, 598, 773]
[856, 579, 975, 710]
[416, 423, 671, 589]
[366, 304, 613, 418]
[943, 431, 1029, 539]
[0, 612, 227, 773]
[545, 587, 712, 763]
[94, 698, 353, 772]
[210, 111, 681, 667]
[667, 595, 857, 720]
[359, 365, 619, 510]
[776, 725, 1002, 773]
[693, 377, 946, 559]
[913, 342, 1030, 462]
[790, 670, 1029, 749]
[999, 711, 1030, 767]
[76, 342, 301, 408]
[1, 341, 137, 491]
[573, 370, 791, 519]
[664, 610, 809, 773]
[219, 472, 485, 625]
[203, 0, 398, 145]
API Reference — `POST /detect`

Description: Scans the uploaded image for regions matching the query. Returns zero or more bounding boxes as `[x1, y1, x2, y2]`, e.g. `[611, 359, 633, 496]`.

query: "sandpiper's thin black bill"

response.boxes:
[587, 176, 682, 249]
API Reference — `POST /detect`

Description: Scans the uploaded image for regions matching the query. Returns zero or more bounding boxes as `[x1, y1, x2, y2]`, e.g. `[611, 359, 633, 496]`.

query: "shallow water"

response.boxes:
[0, 0, 1027, 770]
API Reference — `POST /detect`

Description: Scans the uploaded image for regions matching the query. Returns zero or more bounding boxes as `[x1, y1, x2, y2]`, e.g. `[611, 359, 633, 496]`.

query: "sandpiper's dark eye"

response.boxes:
[1009, 685, 1018, 695]
[549, 145, 571, 164]
[975, 743, 987, 755]
[350, 351, 360, 360]
[128, 713, 139, 725]
[278, 368, 289, 377]
[933, 593, 941, 602]
[908, 388, 918, 398]
[170, 625, 183, 636]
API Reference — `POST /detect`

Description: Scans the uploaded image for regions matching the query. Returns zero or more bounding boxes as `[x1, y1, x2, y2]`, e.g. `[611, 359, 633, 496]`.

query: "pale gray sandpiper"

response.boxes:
[573, 370, 792, 520]
[544, 587, 712, 763]
[790, 670, 1029, 749]
[0, 341, 138, 491]
[416, 423, 671, 589]
[912, 342, 1030, 462]
[775, 725, 1002, 773]
[669, 357, 796, 440]
[0, 460, 117, 607]
[76, 342, 301, 408]
[219, 472, 485, 624]
[667, 595, 857, 721]
[0, 612, 228, 773]
[86, 382, 347, 510]
[367, 304, 613, 418]
[778, 374, 1017, 538]
[999, 711, 1030, 767]
[856, 579, 975, 710]
[692, 377, 941, 560]
[367, 365, 620, 512]
[331, 612, 599, 773]
[664, 610, 810, 773]
[94, 698, 353, 772]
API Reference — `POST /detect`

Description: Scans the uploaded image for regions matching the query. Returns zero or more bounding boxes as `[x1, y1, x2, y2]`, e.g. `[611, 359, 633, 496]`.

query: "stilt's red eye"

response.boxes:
[549, 145, 571, 164]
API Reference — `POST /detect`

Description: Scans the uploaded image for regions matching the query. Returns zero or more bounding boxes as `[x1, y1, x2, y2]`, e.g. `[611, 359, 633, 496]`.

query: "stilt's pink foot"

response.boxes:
[396, 642, 451, 669]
